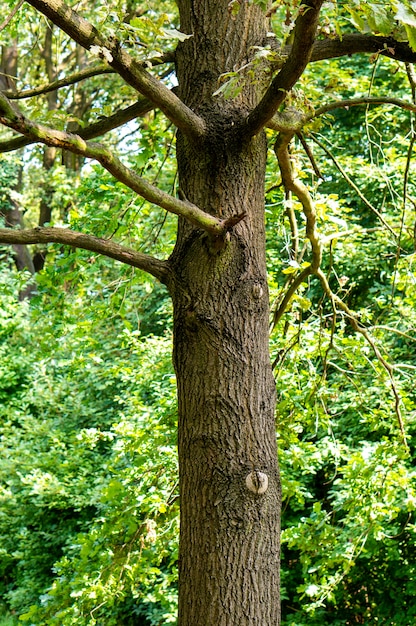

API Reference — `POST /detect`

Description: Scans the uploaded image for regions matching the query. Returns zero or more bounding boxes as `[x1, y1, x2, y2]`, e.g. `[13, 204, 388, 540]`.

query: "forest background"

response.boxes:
[0, 0, 416, 624]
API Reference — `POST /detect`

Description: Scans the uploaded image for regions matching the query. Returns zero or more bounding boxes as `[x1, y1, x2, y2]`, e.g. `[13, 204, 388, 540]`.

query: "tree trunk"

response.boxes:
[168, 3, 281, 624]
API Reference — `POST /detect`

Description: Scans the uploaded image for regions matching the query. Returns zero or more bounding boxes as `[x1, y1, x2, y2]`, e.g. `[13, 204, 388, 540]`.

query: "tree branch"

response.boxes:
[313, 96, 416, 118]
[4, 51, 175, 101]
[0, 96, 155, 153]
[275, 133, 322, 271]
[0, 0, 24, 32]
[0, 91, 225, 236]
[271, 131, 321, 329]
[310, 34, 416, 64]
[270, 131, 408, 447]
[4, 64, 115, 99]
[266, 68, 416, 135]
[0, 226, 169, 282]
[25, 0, 206, 140]
[243, 0, 324, 137]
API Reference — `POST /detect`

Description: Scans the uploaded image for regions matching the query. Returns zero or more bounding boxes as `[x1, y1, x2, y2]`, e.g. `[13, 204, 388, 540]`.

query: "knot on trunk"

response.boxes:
[245, 470, 268, 495]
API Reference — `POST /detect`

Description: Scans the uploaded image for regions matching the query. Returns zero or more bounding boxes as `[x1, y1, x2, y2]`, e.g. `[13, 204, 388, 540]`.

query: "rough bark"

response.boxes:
[167, 3, 281, 624]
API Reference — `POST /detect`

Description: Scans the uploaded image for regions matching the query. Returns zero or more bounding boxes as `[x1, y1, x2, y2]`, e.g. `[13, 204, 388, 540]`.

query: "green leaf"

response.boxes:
[365, 4, 394, 35]
[161, 28, 193, 42]
[404, 23, 416, 50]
[395, 1, 416, 28]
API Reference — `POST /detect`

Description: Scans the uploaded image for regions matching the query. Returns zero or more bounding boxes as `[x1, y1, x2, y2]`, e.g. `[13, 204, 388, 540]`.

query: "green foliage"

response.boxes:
[265, 49, 416, 625]
[0, 612, 19, 626]
[0, 155, 20, 215]
[0, 263, 177, 625]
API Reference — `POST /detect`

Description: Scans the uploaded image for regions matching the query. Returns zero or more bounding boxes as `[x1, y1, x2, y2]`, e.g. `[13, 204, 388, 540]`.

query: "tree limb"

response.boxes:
[271, 266, 312, 329]
[25, 0, 206, 140]
[0, 0, 24, 32]
[271, 130, 321, 328]
[313, 96, 416, 118]
[243, 0, 324, 137]
[310, 34, 416, 64]
[275, 132, 322, 271]
[4, 51, 175, 101]
[4, 64, 115, 99]
[0, 96, 155, 153]
[0, 226, 169, 282]
[270, 131, 408, 447]
[0, 91, 225, 235]
[266, 73, 416, 136]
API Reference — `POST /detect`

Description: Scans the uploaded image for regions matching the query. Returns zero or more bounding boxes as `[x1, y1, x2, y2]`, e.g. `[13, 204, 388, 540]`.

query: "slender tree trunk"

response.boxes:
[168, 3, 281, 623]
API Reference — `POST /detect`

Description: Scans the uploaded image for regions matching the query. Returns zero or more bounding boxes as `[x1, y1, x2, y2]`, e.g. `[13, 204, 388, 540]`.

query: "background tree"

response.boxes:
[1, 1, 416, 624]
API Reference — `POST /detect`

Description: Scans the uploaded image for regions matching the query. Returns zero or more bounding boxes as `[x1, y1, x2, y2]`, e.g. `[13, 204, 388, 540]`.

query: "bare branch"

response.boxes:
[25, 0, 206, 140]
[4, 51, 175, 101]
[243, 0, 324, 137]
[267, 95, 416, 136]
[0, 91, 225, 235]
[4, 64, 115, 100]
[313, 96, 416, 119]
[275, 133, 322, 271]
[271, 131, 321, 328]
[271, 266, 312, 329]
[371, 325, 416, 344]
[0, 0, 24, 33]
[296, 131, 324, 179]
[0, 226, 169, 281]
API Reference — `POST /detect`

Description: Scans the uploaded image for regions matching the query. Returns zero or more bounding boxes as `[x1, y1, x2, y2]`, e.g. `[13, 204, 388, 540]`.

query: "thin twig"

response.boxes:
[4, 65, 115, 99]
[0, 0, 24, 32]
[296, 131, 324, 179]
[316, 268, 409, 452]
[392, 63, 416, 296]
[271, 266, 312, 330]
[311, 133, 398, 239]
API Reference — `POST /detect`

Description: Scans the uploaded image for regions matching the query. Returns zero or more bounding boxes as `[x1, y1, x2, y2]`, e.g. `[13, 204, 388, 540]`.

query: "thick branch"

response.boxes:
[244, 0, 324, 137]
[275, 133, 322, 271]
[0, 97, 155, 153]
[0, 227, 169, 281]
[0, 92, 224, 235]
[310, 34, 416, 64]
[25, 0, 206, 140]
[271, 131, 322, 328]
